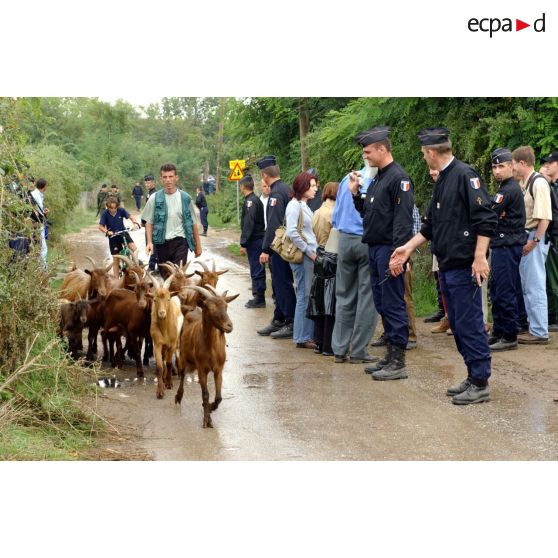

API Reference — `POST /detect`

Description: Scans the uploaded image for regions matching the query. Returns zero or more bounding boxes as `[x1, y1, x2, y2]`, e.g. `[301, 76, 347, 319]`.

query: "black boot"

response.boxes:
[364, 343, 391, 374]
[245, 294, 266, 308]
[372, 345, 408, 381]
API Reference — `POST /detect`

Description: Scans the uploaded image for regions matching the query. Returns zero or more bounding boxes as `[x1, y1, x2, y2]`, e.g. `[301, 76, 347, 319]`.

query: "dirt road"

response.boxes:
[66, 220, 558, 460]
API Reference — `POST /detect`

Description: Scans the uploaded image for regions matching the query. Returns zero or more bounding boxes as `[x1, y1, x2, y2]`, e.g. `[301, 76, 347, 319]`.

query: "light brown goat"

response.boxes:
[150, 273, 182, 399]
[175, 285, 238, 428]
[59, 257, 112, 300]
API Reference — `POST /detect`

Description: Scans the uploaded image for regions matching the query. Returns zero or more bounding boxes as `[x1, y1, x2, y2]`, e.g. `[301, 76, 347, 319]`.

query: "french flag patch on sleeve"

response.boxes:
[494, 193, 504, 204]
[469, 177, 481, 190]
[400, 180, 411, 192]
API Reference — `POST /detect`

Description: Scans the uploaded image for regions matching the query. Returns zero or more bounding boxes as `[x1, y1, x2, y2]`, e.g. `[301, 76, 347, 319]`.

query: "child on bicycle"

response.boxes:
[99, 196, 141, 276]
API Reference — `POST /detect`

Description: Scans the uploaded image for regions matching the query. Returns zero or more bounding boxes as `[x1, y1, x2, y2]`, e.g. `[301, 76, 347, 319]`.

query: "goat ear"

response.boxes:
[224, 293, 240, 303]
[217, 269, 229, 275]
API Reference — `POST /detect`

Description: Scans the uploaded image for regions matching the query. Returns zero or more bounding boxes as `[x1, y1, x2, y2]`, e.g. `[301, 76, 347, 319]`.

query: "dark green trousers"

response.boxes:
[546, 240, 558, 324]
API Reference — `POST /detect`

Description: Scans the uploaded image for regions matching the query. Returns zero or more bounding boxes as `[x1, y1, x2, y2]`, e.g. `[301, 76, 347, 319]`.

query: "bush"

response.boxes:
[24, 144, 87, 239]
[207, 185, 240, 225]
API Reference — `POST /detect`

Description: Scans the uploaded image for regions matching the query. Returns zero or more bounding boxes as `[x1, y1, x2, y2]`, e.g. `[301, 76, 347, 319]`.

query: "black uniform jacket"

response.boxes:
[490, 177, 527, 248]
[262, 179, 292, 253]
[240, 192, 265, 247]
[420, 158, 497, 271]
[352, 160, 414, 248]
[195, 192, 207, 209]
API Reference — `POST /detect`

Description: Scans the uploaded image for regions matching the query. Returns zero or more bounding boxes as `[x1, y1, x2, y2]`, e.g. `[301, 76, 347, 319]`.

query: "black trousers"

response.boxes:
[200, 207, 209, 233]
[246, 237, 266, 295]
[270, 251, 296, 323]
[156, 237, 190, 279]
[314, 315, 335, 354]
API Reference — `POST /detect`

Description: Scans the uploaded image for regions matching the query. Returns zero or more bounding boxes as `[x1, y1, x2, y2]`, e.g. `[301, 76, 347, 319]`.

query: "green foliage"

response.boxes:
[0, 101, 99, 459]
[207, 186, 240, 225]
[24, 143, 86, 238]
[305, 97, 558, 211]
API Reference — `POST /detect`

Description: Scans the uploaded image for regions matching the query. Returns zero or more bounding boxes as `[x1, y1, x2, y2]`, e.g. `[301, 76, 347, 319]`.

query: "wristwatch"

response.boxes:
[534, 236, 541, 243]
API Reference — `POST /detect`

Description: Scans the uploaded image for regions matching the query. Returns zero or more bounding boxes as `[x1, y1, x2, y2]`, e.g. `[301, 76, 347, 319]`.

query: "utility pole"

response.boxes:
[298, 97, 310, 171]
[215, 98, 225, 192]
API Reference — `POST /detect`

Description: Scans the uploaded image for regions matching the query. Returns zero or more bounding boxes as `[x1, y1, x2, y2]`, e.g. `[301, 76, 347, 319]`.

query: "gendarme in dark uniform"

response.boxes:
[488, 148, 527, 351]
[257, 155, 296, 337]
[351, 126, 414, 381]
[418, 127, 497, 403]
[240, 174, 267, 308]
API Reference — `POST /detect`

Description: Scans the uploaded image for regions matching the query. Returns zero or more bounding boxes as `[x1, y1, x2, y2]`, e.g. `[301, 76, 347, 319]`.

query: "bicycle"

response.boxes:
[110, 227, 136, 276]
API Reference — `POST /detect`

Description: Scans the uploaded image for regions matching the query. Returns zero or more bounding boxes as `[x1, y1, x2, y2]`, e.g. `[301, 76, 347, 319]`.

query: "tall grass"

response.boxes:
[0, 198, 100, 460]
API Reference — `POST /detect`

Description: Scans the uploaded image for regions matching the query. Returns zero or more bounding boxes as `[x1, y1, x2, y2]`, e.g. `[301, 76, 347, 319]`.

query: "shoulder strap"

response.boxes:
[527, 172, 543, 199]
[297, 202, 305, 231]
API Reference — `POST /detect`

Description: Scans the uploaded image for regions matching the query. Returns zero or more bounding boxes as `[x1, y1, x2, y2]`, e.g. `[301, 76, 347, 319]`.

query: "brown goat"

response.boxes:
[175, 286, 238, 428]
[159, 261, 195, 295]
[59, 299, 90, 358]
[150, 274, 182, 399]
[177, 259, 229, 310]
[110, 254, 148, 292]
[102, 273, 153, 377]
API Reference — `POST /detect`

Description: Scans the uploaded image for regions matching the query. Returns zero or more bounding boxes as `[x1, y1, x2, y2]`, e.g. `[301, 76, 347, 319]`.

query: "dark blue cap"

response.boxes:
[491, 148, 512, 165]
[417, 127, 450, 146]
[256, 155, 277, 170]
[542, 151, 558, 164]
[355, 126, 391, 147]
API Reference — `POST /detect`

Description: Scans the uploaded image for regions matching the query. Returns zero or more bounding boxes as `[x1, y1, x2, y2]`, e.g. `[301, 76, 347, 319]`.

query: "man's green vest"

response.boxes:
[152, 189, 196, 249]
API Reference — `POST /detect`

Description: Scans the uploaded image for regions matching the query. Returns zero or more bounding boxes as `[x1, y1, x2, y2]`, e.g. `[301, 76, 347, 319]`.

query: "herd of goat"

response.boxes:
[58, 254, 238, 428]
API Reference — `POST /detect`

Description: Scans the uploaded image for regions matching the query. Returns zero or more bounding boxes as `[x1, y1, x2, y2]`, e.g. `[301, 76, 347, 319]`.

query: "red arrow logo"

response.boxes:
[516, 19, 530, 31]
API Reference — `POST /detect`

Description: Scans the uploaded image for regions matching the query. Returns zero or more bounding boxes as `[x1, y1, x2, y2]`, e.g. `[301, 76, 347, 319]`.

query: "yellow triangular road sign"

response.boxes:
[228, 163, 244, 181]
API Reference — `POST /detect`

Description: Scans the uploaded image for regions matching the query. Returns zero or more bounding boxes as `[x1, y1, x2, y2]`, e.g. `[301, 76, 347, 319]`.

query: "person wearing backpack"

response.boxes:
[488, 148, 527, 351]
[512, 146, 553, 344]
[540, 151, 558, 332]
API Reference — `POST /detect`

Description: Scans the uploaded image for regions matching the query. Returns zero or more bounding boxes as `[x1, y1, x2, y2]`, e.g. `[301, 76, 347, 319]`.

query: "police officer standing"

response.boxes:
[390, 128, 497, 405]
[257, 155, 296, 338]
[488, 148, 527, 351]
[195, 186, 209, 236]
[348, 126, 414, 380]
[540, 151, 558, 331]
[239, 174, 267, 308]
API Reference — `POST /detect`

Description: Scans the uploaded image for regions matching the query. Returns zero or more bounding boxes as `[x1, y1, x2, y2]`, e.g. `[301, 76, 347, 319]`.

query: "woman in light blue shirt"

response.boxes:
[285, 172, 319, 348]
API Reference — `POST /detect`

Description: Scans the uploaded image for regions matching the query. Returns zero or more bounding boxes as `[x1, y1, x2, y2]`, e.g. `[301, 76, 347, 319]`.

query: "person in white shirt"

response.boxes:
[259, 179, 271, 229]
[30, 178, 49, 267]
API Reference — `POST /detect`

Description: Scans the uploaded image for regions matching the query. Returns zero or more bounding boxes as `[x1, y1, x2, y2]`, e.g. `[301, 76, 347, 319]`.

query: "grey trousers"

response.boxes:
[332, 232, 378, 358]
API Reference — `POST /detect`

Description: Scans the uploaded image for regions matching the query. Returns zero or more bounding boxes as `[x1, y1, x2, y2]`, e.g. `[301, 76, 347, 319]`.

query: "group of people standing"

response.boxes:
[239, 129, 558, 406]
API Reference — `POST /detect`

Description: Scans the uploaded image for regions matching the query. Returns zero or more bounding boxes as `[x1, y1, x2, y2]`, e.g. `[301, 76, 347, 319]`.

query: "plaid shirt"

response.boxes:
[412, 205, 422, 236]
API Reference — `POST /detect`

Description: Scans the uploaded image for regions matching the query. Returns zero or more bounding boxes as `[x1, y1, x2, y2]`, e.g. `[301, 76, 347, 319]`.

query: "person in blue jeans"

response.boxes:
[285, 172, 319, 349]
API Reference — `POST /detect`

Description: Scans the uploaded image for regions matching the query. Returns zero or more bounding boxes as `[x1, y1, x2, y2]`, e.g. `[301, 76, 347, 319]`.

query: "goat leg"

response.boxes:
[199, 369, 212, 428]
[101, 330, 109, 362]
[175, 353, 186, 405]
[210, 368, 223, 412]
[133, 335, 144, 378]
[154, 344, 165, 399]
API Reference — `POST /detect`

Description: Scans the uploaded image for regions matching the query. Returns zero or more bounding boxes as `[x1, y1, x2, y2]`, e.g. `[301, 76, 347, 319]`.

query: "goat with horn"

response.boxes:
[175, 285, 239, 428]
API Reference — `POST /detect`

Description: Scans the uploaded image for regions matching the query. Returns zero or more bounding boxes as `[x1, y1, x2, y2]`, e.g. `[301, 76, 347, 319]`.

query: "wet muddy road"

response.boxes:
[67, 219, 558, 460]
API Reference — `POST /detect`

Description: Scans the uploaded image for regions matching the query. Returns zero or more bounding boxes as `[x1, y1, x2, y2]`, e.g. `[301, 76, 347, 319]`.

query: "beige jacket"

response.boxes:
[312, 199, 335, 247]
